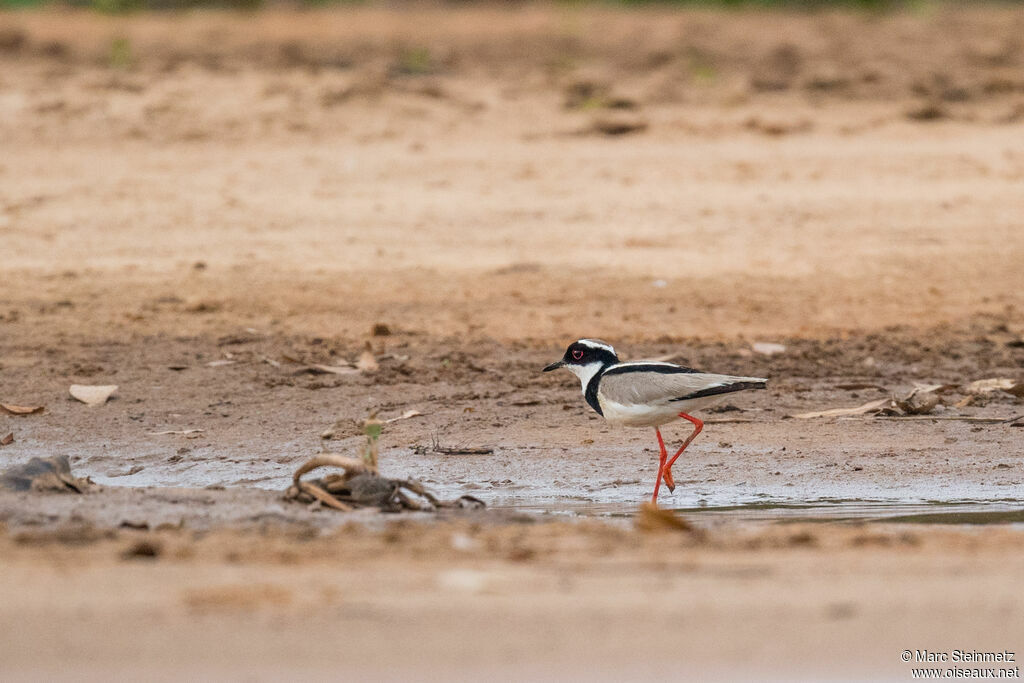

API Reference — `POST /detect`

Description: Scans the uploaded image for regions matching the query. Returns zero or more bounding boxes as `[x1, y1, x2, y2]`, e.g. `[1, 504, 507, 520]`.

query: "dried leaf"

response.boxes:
[835, 383, 888, 391]
[909, 383, 949, 394]
[69, 384, 118, 406]
[106, 464, 144, 478]
[752, 342, 787, 356]
[965, 378, 1018, 395]
[876, 415, 1022, 424]
[306, 364, 359, 375]
[790, 397, 892, 419]
[385, 409, 422, 423]
[0, 432, 13, 446]
[429, 445, 493, 455]
[0, 403, 44, 416]
[893, 388, 939, 416]
[357, 349, 379, 373]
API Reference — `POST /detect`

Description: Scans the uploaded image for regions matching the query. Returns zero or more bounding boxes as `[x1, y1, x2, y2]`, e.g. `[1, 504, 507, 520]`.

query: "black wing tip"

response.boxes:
[673, 380, 767, 401]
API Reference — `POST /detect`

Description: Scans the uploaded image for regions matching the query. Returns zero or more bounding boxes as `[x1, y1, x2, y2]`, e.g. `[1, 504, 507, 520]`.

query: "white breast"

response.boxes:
[598, 392, 729, 427]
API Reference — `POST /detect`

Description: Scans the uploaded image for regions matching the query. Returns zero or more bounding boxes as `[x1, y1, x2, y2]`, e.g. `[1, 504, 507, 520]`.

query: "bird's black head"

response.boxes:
[543, 339, 619, 373]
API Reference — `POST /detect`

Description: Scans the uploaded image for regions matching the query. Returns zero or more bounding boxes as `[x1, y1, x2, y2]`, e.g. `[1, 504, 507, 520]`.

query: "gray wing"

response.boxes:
[600, 363, 767, 406]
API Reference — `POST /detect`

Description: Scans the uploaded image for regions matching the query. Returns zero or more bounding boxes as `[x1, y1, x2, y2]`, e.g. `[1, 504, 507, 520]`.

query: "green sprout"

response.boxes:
[362, 413, 383, 472]
[108, 36, 133, 69]
[396, 47, 433, 76]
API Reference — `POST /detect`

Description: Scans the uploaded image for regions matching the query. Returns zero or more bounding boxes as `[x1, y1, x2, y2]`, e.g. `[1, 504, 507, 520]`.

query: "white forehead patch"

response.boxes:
[577, 338, 616, 355]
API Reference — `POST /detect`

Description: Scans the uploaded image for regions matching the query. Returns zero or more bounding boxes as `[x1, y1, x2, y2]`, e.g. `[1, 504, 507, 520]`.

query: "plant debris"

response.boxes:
[106, 464, 145, 478]
[0, 432, 13, 446]
[791, 397, 892, 419]
[285, 453, 484, 512]
[1, 403, 44, 415]
[413, 436, 493, 455]
[965, 378, 1024, 397]
[0, 455, 95, 493]
[752, 342, 787, 356]
[69, 384, 118, 406]
[890, 387, 940, 416]
[356, 348, 379, 373]
[386, 409, 422, 423]
[299, 363, 359, 376]
[320, 410, 421, 440]
[791, 380, 1021, 420]
[790, 392, 925, 419]
[875, 415, 1022, 424]
[291, 415, 482, 512]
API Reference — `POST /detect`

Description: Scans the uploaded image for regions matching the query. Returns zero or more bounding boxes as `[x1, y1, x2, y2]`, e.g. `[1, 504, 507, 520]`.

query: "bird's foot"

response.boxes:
[662, 467, 675, 493]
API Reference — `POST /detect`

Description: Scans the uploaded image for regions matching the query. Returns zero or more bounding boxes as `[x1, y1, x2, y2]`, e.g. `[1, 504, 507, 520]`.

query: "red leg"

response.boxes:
[651, 428, 668, 504]
[662, 413, 704, 493]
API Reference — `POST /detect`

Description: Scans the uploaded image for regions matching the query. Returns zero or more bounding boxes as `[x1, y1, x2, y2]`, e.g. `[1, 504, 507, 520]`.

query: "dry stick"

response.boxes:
[292, 453, 370, 482]
[869, 415, 1023, 424]
[323, 476, 351, 494]
[291, 454, 370, 511]
[397, 479, 439, 504]
[297, 481, 353, 512]
[433, 446, 493, 455]
[396, 491, 427, 511]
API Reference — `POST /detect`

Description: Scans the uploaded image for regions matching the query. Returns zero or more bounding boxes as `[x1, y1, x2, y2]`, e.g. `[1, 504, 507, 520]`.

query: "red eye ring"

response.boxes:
[572, 349, 584, 361]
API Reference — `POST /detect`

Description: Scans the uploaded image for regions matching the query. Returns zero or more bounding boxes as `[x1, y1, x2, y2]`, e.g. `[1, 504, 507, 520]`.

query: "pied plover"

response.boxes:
[543, 339, 767, 504]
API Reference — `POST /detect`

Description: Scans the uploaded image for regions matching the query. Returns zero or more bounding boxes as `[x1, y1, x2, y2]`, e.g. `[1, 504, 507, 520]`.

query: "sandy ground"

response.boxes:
[1, 5, 1024, 680]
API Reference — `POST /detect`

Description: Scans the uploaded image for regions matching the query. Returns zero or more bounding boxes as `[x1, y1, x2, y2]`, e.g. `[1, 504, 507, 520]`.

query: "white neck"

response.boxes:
[567, 361, 605, 395]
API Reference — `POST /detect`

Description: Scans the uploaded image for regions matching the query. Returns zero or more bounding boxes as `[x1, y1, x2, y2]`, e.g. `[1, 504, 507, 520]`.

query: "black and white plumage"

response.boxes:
[543, 338, 768, 503]
[543, 339, 767, 427]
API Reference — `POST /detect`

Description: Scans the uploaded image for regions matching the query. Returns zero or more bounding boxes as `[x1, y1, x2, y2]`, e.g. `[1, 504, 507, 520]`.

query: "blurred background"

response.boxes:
[3, 1, 1022, 344]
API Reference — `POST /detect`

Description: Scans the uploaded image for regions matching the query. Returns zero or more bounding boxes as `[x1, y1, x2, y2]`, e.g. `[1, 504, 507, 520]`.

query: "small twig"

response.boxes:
[421, 434, 493, 455]
[870, 415, 1023, 424]
[292, 453, 370, 482]
[434, 446, 494, 455]
[396, 479, 438, 504]
[395, 490, 428, 511]
[297, 480, 353, 511]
